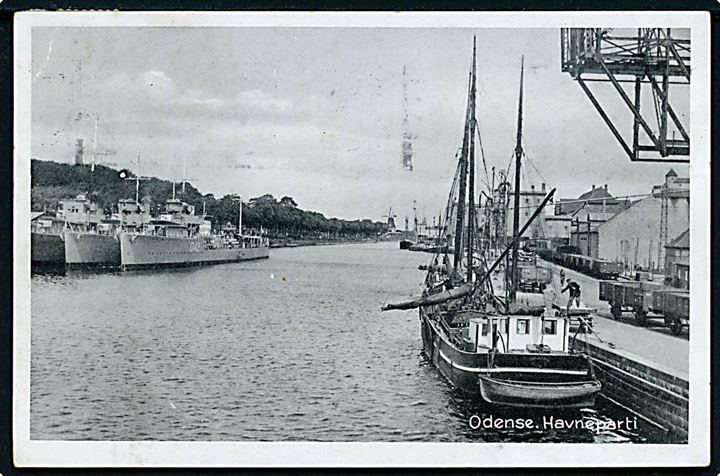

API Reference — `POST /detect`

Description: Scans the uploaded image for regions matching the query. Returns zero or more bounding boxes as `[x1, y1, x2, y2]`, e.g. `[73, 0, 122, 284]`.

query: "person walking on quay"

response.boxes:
[559, 268, 566, 286]
[561, 279, 581, 314]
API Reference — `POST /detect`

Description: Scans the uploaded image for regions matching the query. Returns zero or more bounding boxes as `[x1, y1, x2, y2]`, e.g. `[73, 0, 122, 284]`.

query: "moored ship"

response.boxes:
[31, 195, 104, 268]
[382, 40, 600, 410]
[63, 199, 151, 269]
[119, 197, 269, 270]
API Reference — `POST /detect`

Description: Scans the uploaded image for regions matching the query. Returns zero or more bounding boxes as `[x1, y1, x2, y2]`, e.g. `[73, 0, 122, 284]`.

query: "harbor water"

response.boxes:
[30, 242, 669, 442]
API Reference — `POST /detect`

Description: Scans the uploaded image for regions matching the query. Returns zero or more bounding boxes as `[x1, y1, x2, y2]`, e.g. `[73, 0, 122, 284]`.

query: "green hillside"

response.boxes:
[31, 160, 387, 240]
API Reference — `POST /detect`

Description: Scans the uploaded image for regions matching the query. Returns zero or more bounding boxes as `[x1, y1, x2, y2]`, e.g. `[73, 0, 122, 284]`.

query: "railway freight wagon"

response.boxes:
[564, 254, 623, 279]
[518, 264, 553, 292]
[651, 290, 690, 335]
[537, 245, 578, 267]
[598, 280, 688, 335]
[539, 245, 622, 280]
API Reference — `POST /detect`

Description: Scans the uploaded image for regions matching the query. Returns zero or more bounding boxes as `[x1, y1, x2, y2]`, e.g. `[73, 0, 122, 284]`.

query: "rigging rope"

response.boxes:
[474, 115, 491, 195]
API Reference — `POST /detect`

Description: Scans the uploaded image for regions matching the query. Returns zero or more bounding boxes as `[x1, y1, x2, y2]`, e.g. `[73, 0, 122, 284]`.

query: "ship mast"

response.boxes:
[135, 153, 142, 204]
[85, 115, 99, 206]
[466, 37, 477, 282]
[510, 57, 525, 302]
[453, 69, 474, 271]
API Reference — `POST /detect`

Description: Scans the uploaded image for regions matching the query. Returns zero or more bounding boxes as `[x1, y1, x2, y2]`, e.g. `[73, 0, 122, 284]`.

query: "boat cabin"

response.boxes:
[468, 314, 568, 354]
[57, 195, 104, 228]
[242, 235, 269, 248]
[149, 219, 192, 238]
[30, 212, 65, 234]
[117, 199, 151, 230]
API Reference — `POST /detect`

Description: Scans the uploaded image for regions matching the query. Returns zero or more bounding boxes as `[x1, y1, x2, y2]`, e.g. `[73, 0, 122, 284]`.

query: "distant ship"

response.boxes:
[119, 197, 269, 270]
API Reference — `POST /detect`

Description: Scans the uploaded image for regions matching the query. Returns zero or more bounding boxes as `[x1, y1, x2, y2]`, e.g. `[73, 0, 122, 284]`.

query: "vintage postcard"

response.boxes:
[13, 11, 710, 467]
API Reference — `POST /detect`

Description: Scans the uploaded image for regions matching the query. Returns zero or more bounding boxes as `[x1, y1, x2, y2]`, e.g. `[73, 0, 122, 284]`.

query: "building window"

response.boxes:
[516, 319, 530, 335]
[543, 320, 557, 335]
[481, 323, 488, 336]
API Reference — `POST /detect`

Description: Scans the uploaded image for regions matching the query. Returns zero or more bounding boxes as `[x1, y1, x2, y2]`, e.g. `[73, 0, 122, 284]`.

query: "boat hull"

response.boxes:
[408, 244, 448, 254]
[64, 231, 121, 268]
[119, 233, 269, 270]
[31, 232, 65, 265]
[478, 376, 600, 409]
[419, 308, 599, 409]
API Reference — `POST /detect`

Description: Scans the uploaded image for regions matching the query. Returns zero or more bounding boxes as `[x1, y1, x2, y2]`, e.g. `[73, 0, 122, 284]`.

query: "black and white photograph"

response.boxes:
[13, 11, 710, 467]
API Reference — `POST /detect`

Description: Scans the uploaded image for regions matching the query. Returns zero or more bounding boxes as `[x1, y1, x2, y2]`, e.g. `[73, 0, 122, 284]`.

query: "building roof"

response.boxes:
[555, 185, 626, 216]
[666, 228, 689, 249]
[595, 195, 657, 229]
[31, 211, 46, 221]
[577, 186, 613, 202]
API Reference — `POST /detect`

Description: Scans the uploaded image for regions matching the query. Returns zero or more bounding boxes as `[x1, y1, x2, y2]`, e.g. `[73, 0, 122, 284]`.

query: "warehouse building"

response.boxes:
[595, 170, 689, 271]
[665, 228, 689, 289]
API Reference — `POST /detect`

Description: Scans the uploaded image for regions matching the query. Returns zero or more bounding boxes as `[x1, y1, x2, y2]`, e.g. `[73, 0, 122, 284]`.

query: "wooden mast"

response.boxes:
[510, 56, 525, 302]
[452, 70, 473, 270]
[466, 37, 477, 282]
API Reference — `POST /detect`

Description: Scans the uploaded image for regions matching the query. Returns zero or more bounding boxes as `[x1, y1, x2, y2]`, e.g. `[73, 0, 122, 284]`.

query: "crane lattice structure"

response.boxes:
[402, 65, 414, 171]
[492, 170, 510, 253]
[561, 28, 690, 163]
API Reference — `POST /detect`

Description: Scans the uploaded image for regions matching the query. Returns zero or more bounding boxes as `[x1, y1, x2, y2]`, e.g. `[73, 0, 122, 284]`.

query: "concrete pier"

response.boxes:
[541, 259, 689, 441]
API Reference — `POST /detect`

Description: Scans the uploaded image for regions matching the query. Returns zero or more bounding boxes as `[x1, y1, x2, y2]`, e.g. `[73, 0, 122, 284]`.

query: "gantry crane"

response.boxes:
[561, 28, 690, 163]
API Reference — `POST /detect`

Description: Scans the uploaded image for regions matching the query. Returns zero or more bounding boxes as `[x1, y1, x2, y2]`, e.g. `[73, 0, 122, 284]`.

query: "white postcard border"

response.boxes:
[13, 10, 711, 468]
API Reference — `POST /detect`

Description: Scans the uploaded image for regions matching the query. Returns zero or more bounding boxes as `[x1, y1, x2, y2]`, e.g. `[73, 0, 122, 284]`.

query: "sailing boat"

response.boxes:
[382, 39, 600, 409]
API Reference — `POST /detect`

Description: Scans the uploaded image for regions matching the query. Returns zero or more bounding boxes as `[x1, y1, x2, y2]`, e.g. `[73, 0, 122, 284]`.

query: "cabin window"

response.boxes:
[516, 319, 530, 335]
[481, 323, 489, 336]
[492, 319, 508, 335]
[543, 320, 557, 335]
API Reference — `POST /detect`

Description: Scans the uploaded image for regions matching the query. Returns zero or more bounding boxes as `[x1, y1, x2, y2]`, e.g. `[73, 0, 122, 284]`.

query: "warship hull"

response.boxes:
[64, 231, 121, 268]
[31, 232, 65, 266]
[119, 233, 269, 270]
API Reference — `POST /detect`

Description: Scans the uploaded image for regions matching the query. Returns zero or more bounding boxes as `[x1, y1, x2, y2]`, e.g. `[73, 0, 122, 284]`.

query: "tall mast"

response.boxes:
[171, 153, 177, 200]
[89, 114, 98, 203]
[182, 155, 187, 195]
[453, 71, 473, 270]
[135, 153, 141, 204]
[510, 56, 525, 302]
[413, 200, 418, 231]
[466, 37, 477, 282]
[238, 196, 243, 237]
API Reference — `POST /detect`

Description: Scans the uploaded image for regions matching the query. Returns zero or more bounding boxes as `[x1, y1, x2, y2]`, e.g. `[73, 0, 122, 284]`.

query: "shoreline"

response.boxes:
[269, 238, 393, 248]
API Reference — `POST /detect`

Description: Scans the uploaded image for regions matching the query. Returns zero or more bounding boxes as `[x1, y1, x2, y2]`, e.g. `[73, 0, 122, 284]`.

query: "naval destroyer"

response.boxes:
[119, 197, 269, 270]
[31, 195, 104, 268]
[63, 199, 151, 269]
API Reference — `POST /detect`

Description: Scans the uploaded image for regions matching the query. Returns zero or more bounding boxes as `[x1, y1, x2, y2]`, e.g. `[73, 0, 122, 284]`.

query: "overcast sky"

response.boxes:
[30, 27, 690, 222]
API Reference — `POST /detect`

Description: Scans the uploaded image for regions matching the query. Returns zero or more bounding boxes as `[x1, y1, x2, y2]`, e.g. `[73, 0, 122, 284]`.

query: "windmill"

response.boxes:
[382, 207, 398, 231]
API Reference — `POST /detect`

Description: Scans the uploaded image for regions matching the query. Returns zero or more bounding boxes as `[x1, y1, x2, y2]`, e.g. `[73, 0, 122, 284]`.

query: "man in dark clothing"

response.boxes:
[561, 279, 581, 313]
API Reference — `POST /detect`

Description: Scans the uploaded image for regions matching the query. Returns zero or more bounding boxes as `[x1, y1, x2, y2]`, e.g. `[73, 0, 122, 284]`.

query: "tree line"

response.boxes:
[31, 159, 388, 239]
